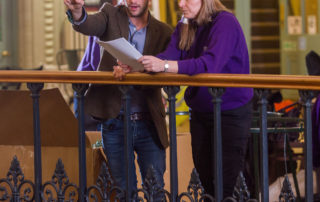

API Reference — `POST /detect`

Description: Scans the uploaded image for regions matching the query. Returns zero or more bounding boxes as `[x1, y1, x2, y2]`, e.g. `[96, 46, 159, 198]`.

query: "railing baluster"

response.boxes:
[73, 83, 89, 202]
[3, 71, 320, 202]
[27, 82, 44, 202]
[208, 87, 224, 202]
[119, 85, 134, 202]
[164, 86, 180, 202]
[299, 90, 314, 202]
[255, 89, 270, 202]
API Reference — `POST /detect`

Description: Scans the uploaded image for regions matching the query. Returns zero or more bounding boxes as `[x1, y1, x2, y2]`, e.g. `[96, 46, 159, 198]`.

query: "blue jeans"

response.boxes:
[101, 118, 166, 192]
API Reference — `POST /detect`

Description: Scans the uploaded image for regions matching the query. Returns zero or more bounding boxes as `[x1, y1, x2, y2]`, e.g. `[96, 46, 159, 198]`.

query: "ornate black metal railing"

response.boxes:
[0, 71, 318, 202]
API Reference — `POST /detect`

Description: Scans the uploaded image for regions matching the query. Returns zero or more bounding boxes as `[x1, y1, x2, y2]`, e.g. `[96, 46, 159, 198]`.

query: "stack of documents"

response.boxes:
[96, 38, 144, 72]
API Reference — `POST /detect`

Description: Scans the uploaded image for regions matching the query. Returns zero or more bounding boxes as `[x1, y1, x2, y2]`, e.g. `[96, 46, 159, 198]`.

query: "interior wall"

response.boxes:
[17, 0, 86, 68]
[18, 0, 43, 68]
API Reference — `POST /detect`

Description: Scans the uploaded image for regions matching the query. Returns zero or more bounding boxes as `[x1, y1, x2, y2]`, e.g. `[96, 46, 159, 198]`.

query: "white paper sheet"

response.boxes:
[96, 38, 144, 72]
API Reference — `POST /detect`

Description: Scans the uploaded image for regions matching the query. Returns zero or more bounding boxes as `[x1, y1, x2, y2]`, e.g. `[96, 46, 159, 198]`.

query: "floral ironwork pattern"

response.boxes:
[42, 159, 79, 202]
[86, 162, 125, 202]
[178, 168, 214, 202]
[279, 175, 295, 202]
[0, 156, 34, 201]
[231, 172, 250, 202]
[133, 166, 170, 202]
[223, 172, 257, 202]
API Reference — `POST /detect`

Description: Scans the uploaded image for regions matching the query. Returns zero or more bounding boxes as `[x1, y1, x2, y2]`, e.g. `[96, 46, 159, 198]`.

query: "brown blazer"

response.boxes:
[73, 3, 173, 148]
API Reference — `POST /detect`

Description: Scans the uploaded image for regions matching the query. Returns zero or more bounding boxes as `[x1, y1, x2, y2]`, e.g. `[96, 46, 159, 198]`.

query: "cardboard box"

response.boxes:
[0, 89, 102, 186]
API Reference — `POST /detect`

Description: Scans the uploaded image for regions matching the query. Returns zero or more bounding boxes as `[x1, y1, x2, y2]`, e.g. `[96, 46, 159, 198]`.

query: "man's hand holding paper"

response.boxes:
[113, 60, 133, 80]
[96, 38, 145, 72]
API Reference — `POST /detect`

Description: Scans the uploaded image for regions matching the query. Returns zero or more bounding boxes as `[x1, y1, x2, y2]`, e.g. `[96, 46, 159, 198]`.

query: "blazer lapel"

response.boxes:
[143, 15, 159, 55]
[116, 6, 129, 40]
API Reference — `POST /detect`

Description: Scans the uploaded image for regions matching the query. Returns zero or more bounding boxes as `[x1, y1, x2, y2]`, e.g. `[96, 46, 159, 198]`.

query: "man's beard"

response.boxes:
[127, 1, 148, 18]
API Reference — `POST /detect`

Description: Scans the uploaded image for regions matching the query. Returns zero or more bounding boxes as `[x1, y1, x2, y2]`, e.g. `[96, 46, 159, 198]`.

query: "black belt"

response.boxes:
[117, 112, 151, 121]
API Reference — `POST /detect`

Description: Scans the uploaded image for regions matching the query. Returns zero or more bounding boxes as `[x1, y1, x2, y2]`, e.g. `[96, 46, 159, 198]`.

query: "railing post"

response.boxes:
[119, 85, 134, 202]
[208, 87, 224, 202]
[255, 89, 270, 202]
[299, 90, 314, 202]
[27, 82, 44, 202]
[164, 86, 180, 202]
[73, 83, 89, 202]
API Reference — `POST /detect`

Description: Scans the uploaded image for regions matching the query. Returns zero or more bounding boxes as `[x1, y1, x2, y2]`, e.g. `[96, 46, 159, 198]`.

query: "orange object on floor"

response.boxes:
[274, 99, 295, 113]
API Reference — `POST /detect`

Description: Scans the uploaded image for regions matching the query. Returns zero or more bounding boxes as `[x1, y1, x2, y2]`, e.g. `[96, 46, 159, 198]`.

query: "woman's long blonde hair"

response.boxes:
[179, 0, 228, 51]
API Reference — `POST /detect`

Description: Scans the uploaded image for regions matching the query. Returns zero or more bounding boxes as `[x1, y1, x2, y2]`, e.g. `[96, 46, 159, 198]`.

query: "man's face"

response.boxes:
[125, 0, 149, 18]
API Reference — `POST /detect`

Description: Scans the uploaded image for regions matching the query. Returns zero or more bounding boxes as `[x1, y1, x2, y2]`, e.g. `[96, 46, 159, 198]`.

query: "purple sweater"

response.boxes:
[157, 11, 253, 112]
[312, 95, 320, 167]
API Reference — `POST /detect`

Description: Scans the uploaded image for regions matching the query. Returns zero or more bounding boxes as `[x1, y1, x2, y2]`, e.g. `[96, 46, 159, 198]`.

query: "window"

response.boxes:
[306, 0, 318, 34]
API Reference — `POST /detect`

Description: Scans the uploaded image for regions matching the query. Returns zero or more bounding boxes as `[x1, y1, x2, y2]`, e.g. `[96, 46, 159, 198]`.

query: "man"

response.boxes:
[63, 0, 173, 194]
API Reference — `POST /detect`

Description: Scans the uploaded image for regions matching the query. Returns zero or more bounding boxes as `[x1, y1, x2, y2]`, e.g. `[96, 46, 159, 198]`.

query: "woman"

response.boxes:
[138, 0, 254, 198]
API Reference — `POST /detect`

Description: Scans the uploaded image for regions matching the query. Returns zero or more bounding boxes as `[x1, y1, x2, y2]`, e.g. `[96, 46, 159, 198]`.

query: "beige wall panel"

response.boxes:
[18, 0, 34, 67]
[54, 0, 68, 63]
[62, 22, 88, 51]
[16, 1, 124, 68]
[17, 0, 72, 67]
[33, 0, 45, 67]
[18, 0, 46, 68]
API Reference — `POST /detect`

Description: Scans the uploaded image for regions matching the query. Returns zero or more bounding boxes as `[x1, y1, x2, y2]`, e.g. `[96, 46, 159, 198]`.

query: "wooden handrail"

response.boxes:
[0, 70, 320, 90]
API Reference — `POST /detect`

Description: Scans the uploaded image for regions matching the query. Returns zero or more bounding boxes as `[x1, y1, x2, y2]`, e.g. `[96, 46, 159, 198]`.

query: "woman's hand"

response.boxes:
[138, 56, 178, 73]
[138, 56, 165, 72]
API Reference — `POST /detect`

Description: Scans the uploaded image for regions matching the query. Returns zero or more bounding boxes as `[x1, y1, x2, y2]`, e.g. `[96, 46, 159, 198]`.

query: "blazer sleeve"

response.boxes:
[73, 3, 111, 37]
